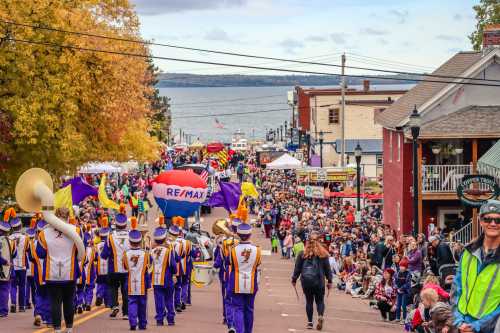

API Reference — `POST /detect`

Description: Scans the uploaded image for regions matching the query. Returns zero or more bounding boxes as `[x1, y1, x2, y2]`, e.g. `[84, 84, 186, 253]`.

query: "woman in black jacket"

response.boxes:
[292, 232, 333, 331]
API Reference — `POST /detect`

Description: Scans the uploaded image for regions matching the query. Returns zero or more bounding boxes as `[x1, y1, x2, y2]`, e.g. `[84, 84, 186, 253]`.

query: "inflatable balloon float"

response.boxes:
[152, 170, 208, 218]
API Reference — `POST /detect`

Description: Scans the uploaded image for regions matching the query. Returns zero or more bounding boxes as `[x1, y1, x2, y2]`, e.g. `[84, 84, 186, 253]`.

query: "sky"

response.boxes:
[131, 0, 479, 76]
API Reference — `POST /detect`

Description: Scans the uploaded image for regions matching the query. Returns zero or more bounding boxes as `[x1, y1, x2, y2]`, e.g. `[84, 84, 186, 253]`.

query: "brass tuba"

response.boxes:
[212, 218, 233, 237]
[15, 168, 85, 260]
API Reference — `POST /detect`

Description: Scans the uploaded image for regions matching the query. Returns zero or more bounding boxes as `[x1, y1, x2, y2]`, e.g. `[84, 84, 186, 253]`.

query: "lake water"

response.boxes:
[159, 84, 414, 143]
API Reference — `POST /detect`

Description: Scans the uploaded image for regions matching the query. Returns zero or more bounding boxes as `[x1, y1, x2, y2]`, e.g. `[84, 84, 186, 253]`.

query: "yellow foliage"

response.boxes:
[0, 0, 160, 196]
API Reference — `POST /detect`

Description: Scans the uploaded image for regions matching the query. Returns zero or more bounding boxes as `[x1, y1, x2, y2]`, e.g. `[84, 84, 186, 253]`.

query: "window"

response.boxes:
[328, 108, 339, 124]
[397, 133, 401, 162]
[389, 131, 393, 163]
[376, 155, 383, 167]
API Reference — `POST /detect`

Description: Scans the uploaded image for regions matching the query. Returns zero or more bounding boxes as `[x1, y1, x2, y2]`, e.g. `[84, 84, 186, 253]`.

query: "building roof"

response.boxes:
[375, 51, 483, 128]
[418, 105, 500, 138]
[334, 139, 383, 154]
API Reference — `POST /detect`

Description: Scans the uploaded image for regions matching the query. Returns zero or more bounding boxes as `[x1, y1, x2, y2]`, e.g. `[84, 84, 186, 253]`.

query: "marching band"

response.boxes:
[0, 168, 262, 333]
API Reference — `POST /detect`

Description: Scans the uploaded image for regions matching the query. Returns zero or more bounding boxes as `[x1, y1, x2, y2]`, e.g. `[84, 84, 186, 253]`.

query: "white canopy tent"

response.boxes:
[266, 153, 303, 169]
[78, 162, 122, 174]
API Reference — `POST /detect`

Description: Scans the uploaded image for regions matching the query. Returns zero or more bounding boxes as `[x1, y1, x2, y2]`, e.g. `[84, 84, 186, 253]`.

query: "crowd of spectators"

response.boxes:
[248, 168, 465, 332]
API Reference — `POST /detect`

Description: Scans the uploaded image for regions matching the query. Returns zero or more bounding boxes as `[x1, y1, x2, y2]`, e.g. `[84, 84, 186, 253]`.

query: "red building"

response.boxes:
[376, 34, 500, 237]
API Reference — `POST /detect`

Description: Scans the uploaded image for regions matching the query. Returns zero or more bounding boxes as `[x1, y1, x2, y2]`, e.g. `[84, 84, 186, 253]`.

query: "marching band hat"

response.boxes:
[236, 223, 252, 236]
[153, 227, 167, 241]
[0, 221, 11, 233]
[480, 199, 500, 217]
[115, 213, 128, 227]
[26, 227, 36, 238]
[37, 219, 48, 231]
[168, 225, 180, 237]
[10, 217, 22, 228]
[231, 218, 242, 227]
[99, 227, 110, 237]
[129, 229, 142, 243]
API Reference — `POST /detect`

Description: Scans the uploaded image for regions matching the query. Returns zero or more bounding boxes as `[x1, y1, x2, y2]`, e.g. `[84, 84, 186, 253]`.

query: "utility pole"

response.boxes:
[340, 53, 346, 167]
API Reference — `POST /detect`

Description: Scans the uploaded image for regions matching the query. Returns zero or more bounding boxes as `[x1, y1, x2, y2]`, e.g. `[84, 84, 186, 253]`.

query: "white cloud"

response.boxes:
[132, 0, 247, 15]
[330, 33, 347, 44]
[389, 9, 409, 24]
[361, 28, 389, 36]
[279, 38, 304, 54]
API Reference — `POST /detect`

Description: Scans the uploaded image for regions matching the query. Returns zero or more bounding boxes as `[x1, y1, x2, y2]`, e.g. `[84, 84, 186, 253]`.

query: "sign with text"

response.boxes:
[304, 185, 325, 199]
[456, 174, 500, 207]
[317, 169, 327, 181]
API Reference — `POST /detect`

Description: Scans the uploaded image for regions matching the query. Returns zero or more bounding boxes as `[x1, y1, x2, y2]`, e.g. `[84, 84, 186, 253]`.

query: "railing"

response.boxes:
[452, 221, 473, 245]
[422, 165, 472, 193]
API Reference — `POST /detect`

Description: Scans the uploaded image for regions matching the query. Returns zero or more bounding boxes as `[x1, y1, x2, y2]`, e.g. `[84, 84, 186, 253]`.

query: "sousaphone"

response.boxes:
[15, 168, 85, 260]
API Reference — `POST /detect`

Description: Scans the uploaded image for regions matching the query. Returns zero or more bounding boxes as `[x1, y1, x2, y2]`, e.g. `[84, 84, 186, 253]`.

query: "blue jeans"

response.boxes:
[395, 293, 408, 320]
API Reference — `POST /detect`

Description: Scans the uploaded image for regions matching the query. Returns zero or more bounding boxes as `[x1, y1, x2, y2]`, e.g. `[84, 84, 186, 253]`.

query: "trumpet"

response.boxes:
[15, 168, 85, 260]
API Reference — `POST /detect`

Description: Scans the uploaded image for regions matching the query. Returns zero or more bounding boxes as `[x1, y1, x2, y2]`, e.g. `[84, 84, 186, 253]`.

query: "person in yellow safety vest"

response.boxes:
[453, 199, 500, 333]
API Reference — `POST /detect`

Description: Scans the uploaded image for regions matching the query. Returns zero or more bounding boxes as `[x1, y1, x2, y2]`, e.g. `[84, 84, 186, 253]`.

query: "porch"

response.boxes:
[419, 138, 498, 195]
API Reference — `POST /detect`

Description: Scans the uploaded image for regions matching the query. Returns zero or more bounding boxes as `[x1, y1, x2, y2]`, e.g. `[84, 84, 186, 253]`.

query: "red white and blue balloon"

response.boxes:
[152, 170, 208, 218]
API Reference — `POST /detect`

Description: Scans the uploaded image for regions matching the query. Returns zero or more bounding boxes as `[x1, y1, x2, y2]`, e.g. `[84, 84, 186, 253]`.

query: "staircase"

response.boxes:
[452, 221, 473, 245]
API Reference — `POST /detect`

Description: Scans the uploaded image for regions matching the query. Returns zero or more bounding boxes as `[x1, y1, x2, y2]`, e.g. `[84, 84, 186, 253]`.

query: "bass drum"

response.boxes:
[0, 236, 11, 281]
[191, 262, 214, 288]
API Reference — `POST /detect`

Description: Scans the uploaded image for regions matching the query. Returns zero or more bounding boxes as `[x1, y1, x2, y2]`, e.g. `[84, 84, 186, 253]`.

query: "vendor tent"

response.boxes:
[78, 163, 122, 174]
[266, 153, 303, 169]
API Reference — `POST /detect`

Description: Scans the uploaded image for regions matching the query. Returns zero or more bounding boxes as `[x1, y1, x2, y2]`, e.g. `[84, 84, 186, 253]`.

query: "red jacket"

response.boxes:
[374, 281, 397, 306]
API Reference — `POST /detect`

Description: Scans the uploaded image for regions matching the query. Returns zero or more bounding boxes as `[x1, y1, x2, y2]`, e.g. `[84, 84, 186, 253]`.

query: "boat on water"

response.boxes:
[230, 129, 248, 151]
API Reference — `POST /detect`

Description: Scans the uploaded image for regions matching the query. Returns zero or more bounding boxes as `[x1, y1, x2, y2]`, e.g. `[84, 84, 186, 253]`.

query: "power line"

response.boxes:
[1, 19, 499, 84]
[4, 36, 500, 87]
[346, 52, 436, 71]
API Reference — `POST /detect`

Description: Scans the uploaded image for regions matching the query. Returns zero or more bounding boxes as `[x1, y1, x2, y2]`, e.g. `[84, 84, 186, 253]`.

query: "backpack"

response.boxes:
[301, 256, 322, 288]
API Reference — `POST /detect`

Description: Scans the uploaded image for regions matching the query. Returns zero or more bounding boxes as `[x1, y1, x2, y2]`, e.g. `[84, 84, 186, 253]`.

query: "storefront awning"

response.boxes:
[478, 139, 500, 177]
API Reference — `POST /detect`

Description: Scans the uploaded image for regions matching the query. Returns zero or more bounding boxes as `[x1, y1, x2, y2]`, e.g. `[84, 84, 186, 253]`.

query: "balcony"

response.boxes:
[422, 165, 472, 193]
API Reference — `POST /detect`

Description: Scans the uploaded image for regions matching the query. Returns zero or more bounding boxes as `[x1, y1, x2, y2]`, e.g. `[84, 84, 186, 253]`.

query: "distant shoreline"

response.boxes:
[157, 73, 418, 88]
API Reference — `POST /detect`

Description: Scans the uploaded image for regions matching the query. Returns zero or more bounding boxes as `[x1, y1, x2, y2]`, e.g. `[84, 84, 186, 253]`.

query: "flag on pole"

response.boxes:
[214, 118, 224, 129]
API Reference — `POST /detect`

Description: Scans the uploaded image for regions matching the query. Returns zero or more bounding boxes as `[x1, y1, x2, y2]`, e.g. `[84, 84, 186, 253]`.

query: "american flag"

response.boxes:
[199, 168, 209, 182]
[214, 118, 224, 129]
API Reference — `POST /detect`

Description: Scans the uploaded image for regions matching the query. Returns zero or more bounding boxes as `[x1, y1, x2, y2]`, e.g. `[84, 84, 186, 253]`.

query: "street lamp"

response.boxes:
[319, 131, 324, 168]
[354, 142, 362, 212]
[409, 105, 422, 236]
[284, 121, 288, 141]
[280, 125, 283, 141]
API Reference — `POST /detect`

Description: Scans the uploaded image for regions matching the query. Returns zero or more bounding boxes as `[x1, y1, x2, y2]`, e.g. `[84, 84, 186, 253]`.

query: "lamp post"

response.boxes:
[284, 121, 288, 142]
[409, 105, 422, 236]
[319, 131, 324, 168]
[280, 125, 283, 141]
[354, 142, 362, 212]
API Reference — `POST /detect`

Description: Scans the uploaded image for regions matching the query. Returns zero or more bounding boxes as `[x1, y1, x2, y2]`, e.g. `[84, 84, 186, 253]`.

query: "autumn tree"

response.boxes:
[469, 0, 500, 50]
[0, 0, 159, 197]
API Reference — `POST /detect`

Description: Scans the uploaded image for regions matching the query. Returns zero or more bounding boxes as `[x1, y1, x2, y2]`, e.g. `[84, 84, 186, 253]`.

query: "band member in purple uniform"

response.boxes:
[152, 222, 177, 326]
[25, 218, 37, 310]
[227, 223, 261, 333]
[29, 220, 52, 327]
[36, 208, 83, 333]
[83, 227, 97, 311]
[9, 216, 29, 313]
[222, 216, 241, 330]
[0, 220, 13, 317]
[123, 219, 151, 331]
[95, 217, 110, 307]
[101, 212, 130, 319]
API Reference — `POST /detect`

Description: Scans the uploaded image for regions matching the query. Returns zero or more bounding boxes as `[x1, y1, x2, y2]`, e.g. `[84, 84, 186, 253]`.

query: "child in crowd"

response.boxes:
[394, 258, 411, 324]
